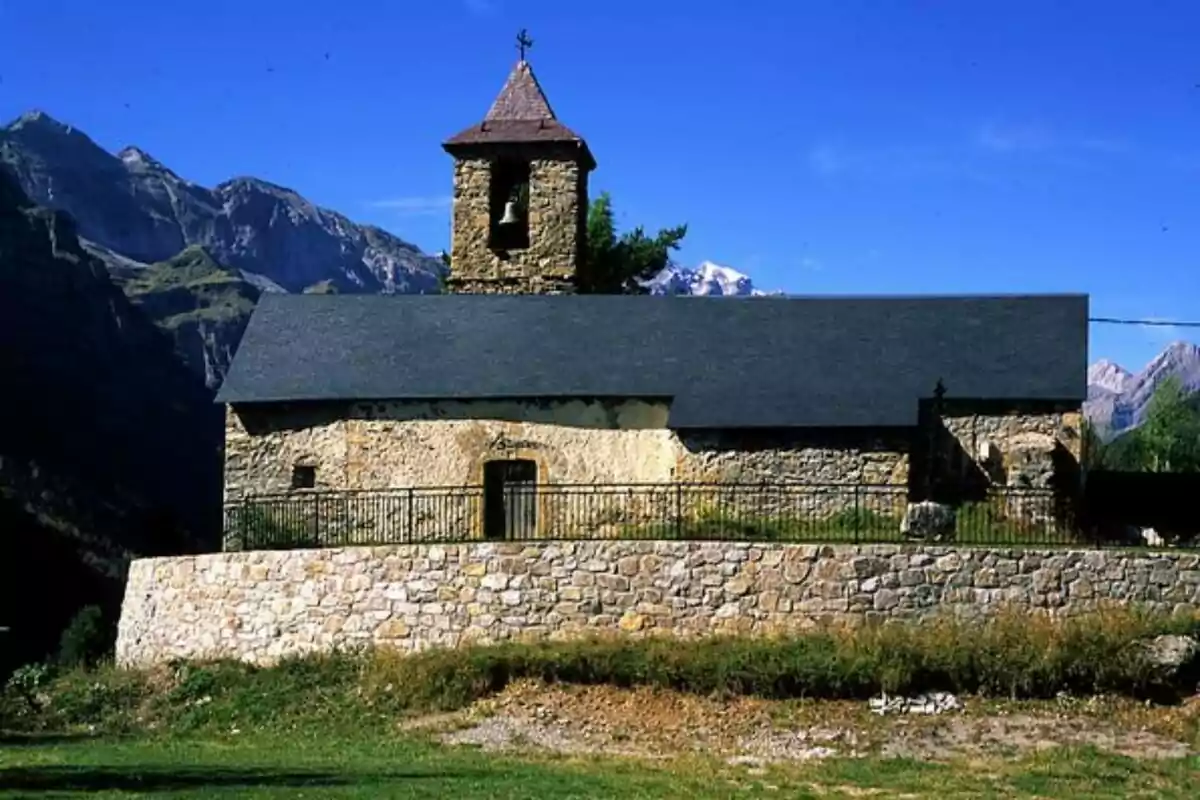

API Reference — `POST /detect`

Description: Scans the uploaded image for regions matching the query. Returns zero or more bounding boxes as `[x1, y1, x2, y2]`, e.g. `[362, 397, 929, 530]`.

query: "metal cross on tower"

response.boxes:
[516, 29, 534, 61]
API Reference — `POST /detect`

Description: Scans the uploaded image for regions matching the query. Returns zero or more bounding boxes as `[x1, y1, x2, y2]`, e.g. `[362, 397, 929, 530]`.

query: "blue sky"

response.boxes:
[2, 0, 1199, 371]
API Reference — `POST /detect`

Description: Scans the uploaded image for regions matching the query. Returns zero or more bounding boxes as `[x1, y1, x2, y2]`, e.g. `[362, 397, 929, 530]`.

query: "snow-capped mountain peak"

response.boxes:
[1087, 358, 1133, 395]
[643, 260, 777, 296]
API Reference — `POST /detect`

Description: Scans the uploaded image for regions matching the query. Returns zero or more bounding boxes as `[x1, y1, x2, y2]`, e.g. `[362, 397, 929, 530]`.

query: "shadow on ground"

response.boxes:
[0, 765, 473, 794]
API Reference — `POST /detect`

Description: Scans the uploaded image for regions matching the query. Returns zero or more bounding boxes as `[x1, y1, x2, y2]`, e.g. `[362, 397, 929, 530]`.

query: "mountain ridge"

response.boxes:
[0, 110, 445, 294]
[1085, 341, 1200, 437]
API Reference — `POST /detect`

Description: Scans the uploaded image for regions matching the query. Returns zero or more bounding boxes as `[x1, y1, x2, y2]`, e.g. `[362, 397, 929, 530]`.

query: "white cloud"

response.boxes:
[976, 121, 1054, 153]
[807, 145, 843, 176]
[1139, 317, 1191, 347]
[976, 122, 1134, 160]
[367, 196, 452, 216]
[804, 143, 995, 184]
[1079, 137, 1132, 154]
[463, 0, 497, 16]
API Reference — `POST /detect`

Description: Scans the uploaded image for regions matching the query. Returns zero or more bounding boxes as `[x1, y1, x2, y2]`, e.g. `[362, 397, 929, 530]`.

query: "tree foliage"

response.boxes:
[1087, 377, 1200, 472]
[578, 192, 688, 294]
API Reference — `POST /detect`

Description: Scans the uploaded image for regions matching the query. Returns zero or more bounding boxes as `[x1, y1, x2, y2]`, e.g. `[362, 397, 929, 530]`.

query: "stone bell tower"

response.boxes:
[442, 31, 596, 294]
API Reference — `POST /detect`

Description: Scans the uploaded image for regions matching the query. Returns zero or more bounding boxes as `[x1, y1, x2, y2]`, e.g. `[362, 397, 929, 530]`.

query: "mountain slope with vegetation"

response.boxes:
[0, 167, 222, 675]
[0, 109, 446, 387]
[111, 246, 262, 388]
[1085, 342, 1200, 438]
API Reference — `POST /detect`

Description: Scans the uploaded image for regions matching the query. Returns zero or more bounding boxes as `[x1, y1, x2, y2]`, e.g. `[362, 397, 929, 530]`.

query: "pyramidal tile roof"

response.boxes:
[443, 60, 595, 168]
[485, 61, 557, 120]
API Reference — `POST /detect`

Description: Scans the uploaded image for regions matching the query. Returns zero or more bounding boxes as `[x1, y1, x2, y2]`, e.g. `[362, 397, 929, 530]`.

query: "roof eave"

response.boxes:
[442, 131, 596, 171]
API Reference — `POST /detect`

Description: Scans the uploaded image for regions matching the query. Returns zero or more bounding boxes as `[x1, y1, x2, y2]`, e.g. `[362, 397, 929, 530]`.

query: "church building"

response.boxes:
[214, 43, 1088, 548]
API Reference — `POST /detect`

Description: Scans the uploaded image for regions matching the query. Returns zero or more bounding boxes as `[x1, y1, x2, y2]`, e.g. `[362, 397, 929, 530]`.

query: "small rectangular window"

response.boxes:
[291, 465, 316, 490]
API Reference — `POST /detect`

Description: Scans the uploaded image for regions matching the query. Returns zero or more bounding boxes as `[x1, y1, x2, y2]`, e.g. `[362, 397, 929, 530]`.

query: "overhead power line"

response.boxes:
[1089, 317, 1200, 328]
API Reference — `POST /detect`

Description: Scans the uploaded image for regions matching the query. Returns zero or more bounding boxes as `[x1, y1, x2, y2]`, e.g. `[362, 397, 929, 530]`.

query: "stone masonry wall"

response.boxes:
[937, 406, 1083, 492]
[222, 401, 915, 547]
[116, 541, 1200, 667]
[447, 156, 585, 294]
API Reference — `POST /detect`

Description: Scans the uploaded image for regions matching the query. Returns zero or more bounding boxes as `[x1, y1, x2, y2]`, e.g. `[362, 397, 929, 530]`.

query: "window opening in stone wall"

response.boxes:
[483, 459, 537, 540]
[488, 159, 531, 251]
[291, 464, 316, 490]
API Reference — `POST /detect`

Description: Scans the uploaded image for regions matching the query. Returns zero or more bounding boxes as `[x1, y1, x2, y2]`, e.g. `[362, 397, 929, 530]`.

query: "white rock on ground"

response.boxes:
[869, 691, 962, 716]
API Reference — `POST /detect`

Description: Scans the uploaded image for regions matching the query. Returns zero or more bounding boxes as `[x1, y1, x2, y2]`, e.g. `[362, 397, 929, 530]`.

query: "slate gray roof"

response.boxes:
[216, 293, 1089, 428]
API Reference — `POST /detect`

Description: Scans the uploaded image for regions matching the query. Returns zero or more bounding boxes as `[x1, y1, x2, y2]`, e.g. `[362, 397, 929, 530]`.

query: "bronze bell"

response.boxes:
[498, 201, 521, 226]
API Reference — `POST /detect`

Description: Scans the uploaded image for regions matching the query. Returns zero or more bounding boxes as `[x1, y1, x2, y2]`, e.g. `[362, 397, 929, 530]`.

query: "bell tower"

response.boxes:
[442, 31, 596, 294]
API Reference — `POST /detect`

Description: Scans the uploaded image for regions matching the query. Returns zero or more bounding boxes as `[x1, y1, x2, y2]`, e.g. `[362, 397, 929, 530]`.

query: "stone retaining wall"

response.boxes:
[115, 542, 1200, 667]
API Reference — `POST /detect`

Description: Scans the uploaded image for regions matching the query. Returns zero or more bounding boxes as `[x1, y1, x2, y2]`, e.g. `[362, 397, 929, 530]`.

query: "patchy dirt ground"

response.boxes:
[410, 680, 1200, 765]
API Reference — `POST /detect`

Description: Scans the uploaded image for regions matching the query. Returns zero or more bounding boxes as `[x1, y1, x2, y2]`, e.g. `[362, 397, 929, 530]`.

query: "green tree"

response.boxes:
[578, 192, 688, 294]
[1139, 376, 1200, 472]
[56, 605, 112, 668]
[1081, 418, 1111, 470]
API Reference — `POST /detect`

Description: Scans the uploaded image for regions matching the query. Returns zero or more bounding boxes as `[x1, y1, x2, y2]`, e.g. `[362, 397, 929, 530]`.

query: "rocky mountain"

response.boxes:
[110, 246, 264, 388]
[0, 110, 445, 295]
[0, 109, 448, 388]
[644, 261, 776, 296]
[1085, 341, 1200, 437]
[1087, 359, 1133, 397]
[0, 168, 222, 671]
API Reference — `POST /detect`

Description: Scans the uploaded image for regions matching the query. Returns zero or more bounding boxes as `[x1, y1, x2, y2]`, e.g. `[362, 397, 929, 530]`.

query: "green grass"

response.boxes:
[116, 245, 259, 330]
[625, 500, 1077, 546]
[3, 609, 1199, 797]
[1, 732, 1197, 798]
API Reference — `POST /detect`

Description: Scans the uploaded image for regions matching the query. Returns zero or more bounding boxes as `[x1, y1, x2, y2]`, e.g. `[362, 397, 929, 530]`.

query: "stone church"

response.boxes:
[215, 53, 1088, 546]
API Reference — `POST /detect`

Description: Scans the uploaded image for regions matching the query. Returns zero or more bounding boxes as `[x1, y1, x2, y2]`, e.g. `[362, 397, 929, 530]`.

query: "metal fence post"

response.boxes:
[312, 494, 320, 547]
[853, 485, 860, 544]
[675, 483, 683, 539]
[241, 497, 251, 551]
[407, 488, 415, 543]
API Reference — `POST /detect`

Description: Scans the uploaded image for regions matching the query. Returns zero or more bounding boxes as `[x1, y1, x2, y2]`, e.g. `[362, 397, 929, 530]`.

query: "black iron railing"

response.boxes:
[217, 482, 1124, 551]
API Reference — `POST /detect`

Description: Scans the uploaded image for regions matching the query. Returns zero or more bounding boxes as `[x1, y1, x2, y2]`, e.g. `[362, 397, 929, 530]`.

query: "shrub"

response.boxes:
[57, 605, 112, 669]
[3, 662, 53, 718]
[357, 607, 1199, 711]
[6, 607, 1198, 736]
[224, 505, 320, 550]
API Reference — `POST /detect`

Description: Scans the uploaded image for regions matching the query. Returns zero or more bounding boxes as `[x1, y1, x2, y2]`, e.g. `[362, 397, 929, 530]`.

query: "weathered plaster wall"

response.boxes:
[447, 156, 586, 294]
[224, 401, 921, 502]
[116, 541, 1200, 667]
[223, 399, 678, 502]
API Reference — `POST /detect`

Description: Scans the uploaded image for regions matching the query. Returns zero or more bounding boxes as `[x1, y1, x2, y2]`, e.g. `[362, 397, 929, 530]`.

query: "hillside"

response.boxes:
[110, 246, 263, 388]
[0, 167, 222, 672]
